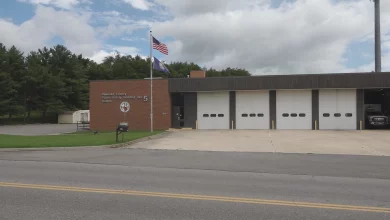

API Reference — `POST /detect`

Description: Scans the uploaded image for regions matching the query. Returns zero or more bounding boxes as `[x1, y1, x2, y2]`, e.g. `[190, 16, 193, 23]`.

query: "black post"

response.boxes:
[374, 0, 381, 72]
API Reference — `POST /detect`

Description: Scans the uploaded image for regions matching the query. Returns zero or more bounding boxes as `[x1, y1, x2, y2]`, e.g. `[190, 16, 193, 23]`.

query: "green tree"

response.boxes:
[28, 48, 68, 116]
[220, 67, 251, 77]
[0, 72, 17, 116]
[0, 42, 253, 123]
[2, 46, 26, 119]
[0, 43, 7, 71]
[166, 61, 202, 78]
[204, 67, 251, 77]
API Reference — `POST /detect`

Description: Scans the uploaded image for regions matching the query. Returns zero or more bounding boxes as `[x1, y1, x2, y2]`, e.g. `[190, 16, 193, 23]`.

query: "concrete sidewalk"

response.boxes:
[128, 130, 390, 156]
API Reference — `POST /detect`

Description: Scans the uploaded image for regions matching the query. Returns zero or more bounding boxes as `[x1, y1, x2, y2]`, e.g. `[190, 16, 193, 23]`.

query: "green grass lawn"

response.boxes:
[0, 131, 163, 148]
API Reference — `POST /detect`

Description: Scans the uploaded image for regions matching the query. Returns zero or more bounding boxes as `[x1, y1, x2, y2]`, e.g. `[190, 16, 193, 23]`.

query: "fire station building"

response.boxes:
[89, 71, 390, 131]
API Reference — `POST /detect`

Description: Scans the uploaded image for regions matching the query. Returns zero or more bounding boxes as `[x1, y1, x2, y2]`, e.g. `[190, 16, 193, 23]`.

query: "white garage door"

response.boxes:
[276, 90, 312, 130]
[319, 89, 356, 130]
[236, 91, 269, 129]
[197, 92, 229, 130]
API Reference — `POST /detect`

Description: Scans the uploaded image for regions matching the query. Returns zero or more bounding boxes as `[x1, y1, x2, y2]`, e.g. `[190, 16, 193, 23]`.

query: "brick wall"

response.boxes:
[90, 79, 171, 131]
[190, 70, 206, 78]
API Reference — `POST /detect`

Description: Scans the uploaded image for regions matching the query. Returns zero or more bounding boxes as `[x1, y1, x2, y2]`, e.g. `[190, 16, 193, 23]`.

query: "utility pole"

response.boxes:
[373, 0, 381, 72]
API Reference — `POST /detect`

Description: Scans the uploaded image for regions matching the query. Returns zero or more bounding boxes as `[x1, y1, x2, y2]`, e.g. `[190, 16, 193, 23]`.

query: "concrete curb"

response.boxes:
[109, 131, 170, 148]
[0, 145, 111, 152]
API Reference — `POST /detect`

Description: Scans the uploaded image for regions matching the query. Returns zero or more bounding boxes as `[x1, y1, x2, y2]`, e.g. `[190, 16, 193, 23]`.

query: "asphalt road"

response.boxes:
[1, 148, 390, 219]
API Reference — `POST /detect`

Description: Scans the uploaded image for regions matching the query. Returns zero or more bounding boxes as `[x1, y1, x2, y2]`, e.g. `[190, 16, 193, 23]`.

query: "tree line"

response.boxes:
[0, 43, 250, 121]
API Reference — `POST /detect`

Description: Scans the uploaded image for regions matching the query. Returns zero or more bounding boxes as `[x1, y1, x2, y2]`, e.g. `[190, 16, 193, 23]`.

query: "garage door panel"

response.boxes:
[319, 90, 337, 130]
[338, 89, 356, 130]
[276, 90, 312, 130]
[236, 91, 269, 129]
[197, 92, 229, 130]
[319, 89, 356, 130]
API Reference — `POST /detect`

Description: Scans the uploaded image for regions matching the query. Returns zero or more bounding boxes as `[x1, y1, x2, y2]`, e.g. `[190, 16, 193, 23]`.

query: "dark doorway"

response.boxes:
[364, 89, 390, 129]
[171, 93, 185, 128]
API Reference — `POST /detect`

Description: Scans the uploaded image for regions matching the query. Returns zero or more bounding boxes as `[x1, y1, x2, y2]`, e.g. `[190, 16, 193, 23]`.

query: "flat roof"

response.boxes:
[168, 72, 390, 92]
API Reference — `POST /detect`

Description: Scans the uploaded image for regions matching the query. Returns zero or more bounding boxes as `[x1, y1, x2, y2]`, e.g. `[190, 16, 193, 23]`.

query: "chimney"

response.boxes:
[189, 70, 206, 78]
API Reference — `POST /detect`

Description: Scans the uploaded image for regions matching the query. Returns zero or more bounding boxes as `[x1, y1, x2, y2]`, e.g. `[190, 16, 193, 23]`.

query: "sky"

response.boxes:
[0, 0, 390, 75]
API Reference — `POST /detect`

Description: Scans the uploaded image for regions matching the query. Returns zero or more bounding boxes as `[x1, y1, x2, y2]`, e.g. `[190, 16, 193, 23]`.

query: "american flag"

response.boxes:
[152, 36, 168, 55]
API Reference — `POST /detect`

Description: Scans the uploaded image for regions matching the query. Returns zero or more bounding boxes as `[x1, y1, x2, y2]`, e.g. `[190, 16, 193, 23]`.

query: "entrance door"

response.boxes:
[172, 106, 181, 128]
[171, 93, 185, 129]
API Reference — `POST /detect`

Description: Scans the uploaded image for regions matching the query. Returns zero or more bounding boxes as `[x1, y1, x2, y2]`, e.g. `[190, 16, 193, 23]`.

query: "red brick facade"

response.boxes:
[89, 79, 171, 131]
[190, 70, 206, 78]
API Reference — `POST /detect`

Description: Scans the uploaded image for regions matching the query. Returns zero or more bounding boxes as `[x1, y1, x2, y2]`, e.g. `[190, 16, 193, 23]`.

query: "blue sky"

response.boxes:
[0, 0, 389, 74]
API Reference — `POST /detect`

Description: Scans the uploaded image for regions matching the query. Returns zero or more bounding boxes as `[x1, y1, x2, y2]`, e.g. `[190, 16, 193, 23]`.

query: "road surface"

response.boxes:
[1, 148, 390, 219]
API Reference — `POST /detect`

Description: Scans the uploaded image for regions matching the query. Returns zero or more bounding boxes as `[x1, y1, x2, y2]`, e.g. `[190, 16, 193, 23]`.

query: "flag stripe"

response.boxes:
[152, 37, 168, 55]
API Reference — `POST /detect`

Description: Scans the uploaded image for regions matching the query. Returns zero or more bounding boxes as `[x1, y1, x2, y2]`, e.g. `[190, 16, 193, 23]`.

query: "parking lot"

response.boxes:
[129, 130, 390, 156]
[0, 124, 78, 136]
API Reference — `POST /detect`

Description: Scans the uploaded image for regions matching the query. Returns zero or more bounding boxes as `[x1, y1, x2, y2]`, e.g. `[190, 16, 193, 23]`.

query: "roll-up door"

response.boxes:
[276, 90, 312, 129]
[319, 89, 356, 130]
[197, 92, 229, 129]
[236, 91, 269, 129]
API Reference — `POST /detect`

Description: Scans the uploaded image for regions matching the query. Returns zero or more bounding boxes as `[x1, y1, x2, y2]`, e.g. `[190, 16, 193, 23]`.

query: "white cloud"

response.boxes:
[0, 5, 99, 56]
[153, 0, 269, 17]
[6, 0, 390, 75]
[111, 46, 140, 54]
[89, 50, 115, 63]
[122, 37, 147, 41]
[93, 10, 151, 38]
[89, 46, 146, 63]
[18, 0, 90, 9]
[152, 0, 390, 74]
[122, 0, 153, 10]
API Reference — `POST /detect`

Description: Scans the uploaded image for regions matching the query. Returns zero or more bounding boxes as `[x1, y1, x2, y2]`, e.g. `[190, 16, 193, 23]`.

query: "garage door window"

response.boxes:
[345, 113, 353, 117]
[210, 114, 217, 117]
[203, 114, 209, 117]
[257, 113, 264, 117]
[323, 113, 330, 117]
[218, 114, 224, 117]
[250, 113, 256, 117]
[282, 113, 289, 117]
[291, 113, 297, 117]
[334, 113, 341, 117]
[242, 114, 248, 117]
[299, 113, 306, 117]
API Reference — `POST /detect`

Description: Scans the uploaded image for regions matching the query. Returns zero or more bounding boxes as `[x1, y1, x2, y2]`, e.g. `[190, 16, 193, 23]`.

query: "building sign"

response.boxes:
[120, 102, 130, 113]
[102, 93, 148, 103]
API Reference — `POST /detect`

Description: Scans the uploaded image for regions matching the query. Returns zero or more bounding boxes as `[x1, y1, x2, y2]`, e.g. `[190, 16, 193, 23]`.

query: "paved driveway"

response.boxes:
[0, 124, 78, 136]
[129, 130, 390, 156]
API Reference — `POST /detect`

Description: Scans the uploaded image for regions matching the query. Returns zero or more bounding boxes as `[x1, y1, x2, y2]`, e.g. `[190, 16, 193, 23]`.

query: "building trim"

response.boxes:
[356, 89, 365, 130]
[312, 90, 319, 130]
[168, 72, 390, 92]
[269, 90, 276, 129]
[229, 91, 236, 129]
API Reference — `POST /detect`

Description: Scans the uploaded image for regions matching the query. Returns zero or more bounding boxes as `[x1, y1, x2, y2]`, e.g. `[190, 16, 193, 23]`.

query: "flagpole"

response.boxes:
[150, 30, 153, 133]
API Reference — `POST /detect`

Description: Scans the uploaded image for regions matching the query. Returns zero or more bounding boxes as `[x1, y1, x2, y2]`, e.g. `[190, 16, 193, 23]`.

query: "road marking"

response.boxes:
[1, 182, 389, 213]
